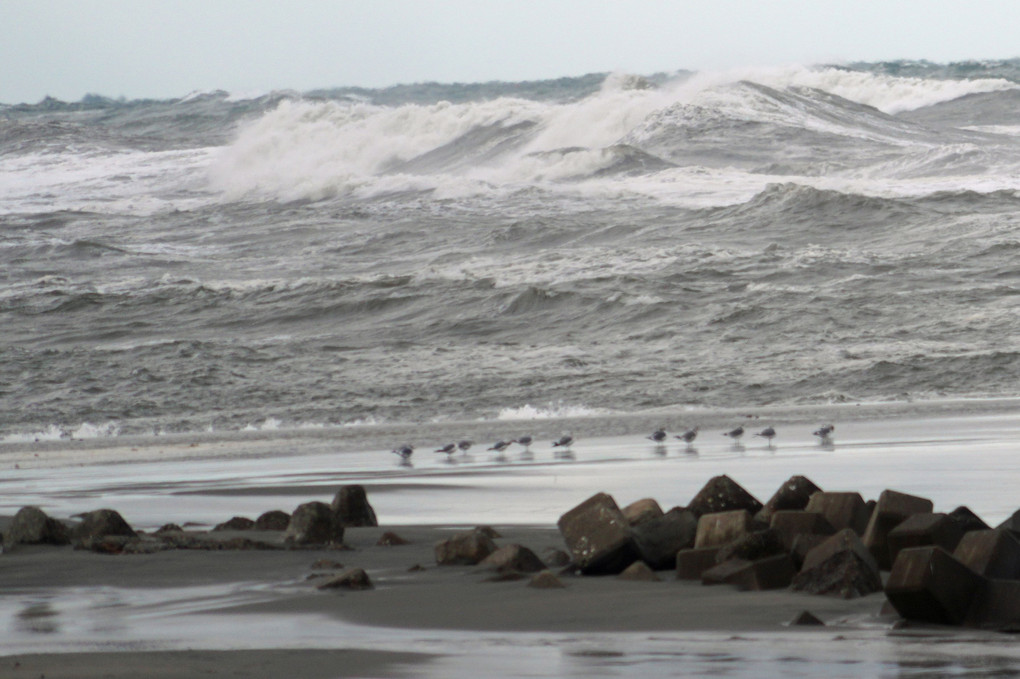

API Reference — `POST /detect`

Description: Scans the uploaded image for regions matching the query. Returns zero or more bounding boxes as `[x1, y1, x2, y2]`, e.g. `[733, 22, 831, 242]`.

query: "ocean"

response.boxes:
[2, 60, 1019, 442]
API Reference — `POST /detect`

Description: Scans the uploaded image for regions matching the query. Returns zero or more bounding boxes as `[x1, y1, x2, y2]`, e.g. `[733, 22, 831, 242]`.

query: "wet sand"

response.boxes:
[2, 401, 1020, 677]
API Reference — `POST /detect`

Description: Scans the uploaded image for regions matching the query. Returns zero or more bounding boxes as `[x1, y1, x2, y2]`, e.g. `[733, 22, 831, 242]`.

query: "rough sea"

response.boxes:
[2, 60, 1019, 442]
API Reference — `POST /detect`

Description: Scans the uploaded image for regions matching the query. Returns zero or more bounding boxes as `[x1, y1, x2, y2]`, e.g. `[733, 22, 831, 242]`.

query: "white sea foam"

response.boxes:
[496, 402, 608, 420]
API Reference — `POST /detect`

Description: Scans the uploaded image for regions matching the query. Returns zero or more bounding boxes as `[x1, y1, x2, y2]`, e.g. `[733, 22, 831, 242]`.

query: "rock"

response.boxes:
[694, 510, 753, 549]
[789, 610, 826, 626]
[310, 559, 344, 569]
[760, 476, 823, 521]
[886, 513, 965, 566]
[953, 529, 1020, 579]
[789, 533, 830, 570]
[434, 531, 497, 566]
[479, 544, 546, 573]
[331, 486, 378, 527]
[618, 561, 661, 582]
[769, 510, 836, 551]
[715, 528, 785, 564]
[701, 559, 751, 586]
[376, 531, 410, 546]
[154, 523, 184, 534]
[791, 529, 883, 599]
[528, 571, 566, 589]
[213, 516, 255, 531]
[622, 498, 664, 526]
[885, 546, 986, 625]
[542, 548, 572, 568]
[687, 475, 763, 518]
[804, 492, 870, 535]
[947, 506, 990, 534]
[5, 506, 70, 547]
[704, 555, 795, 591]
[73, 509, 137, 545]
[284, 501, 345, 546]
[557, 492, 639, 575]
[474, 525, 502, 539]
[862, 490, 934, 569]
[966, 579, 1020, 630]
[254, 510, 291, 531]
[631, 507, 698, 570]
[316, 567, 374, 590]
[676, 547, 722, 580]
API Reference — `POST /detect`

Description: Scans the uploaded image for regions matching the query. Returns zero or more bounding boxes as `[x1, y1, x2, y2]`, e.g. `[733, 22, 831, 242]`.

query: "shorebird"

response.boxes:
[552, 434, 574, 448]
[514, 435, 533, 449]
[647, 428, 667, 443]
[457, 439, 473, 452]
[676, 427, 699, 446]
[434, 443, 457, 456]
[813, 424, 835, 440]
[723, 426, 744, 441]
[755, 426, 777, 446]
[488, 440, 513, 453]
[392, 445, 414, 460]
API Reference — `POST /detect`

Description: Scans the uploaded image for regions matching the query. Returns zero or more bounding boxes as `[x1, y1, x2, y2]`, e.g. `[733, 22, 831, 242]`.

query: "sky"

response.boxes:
[2, 0, 1020, 104]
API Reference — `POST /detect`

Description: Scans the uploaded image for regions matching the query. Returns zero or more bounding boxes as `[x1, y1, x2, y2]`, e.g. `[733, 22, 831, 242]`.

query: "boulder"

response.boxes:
[284, 501, 344, 546]
[790, 610, 826, 626]
[715, 528, 786, 564]
[255, 510, 291, 531]
[434, 531, 497, 566]
[885, 546, 986, 625]
[618, 561, 661, 582]
[694, 510, 753, 549]
[676, 546, 722, 580]
[760, 476, 822, 521]
[687, 475, 763, 517]
[702, 558, 751, 586]
[948, 506, 990, 534]
[5, 506, 70, 547]
[376, 531, 410, 546]
[769, 511, 836, 551]
[542, 548, 572, 568]
[213, 516, 255, 532]
[702, 555, 796, 591]
[862, 490, 934, 569]
[316, 568, 373, 591]
[154, 523, 184, 534]
[557, 492, 639, 575]
[331, 485, 378, 527]
[790, 529, 883, 599]
[886, 513, 965, 565]
[804, 492, 870, 535]
[479, 544, 546, 573]
[73, 509, 137, 545]
[953, 529, 1020, 580]
[996, 508, 1020, 538]
[631, 507, 698, 570]
[966, 579, 1020, 630]
[622, 498, 664, 526]
[528, 571, 566, 589]
[474, 526, 502, 539]
[789, 533, 830, 571]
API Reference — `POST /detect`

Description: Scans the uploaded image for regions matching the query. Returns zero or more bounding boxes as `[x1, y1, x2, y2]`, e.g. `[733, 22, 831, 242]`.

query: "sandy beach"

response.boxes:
[3, 402, 1020, 677]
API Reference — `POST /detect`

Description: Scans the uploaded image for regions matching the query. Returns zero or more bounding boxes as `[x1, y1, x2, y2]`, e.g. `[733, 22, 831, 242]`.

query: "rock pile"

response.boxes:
[557, 474, 1020, 630]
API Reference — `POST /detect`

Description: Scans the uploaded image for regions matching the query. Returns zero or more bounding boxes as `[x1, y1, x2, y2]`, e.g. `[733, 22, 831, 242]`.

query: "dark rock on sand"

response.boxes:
[5, 506, 70, 547]
[676, 546, 722, 580]
[769, 511, 836, 551]
[804, 492, 870, 535]
[155, 523, 184, 534]
[715, 528, 785, 563]
[255, 510, 291, 531]
[631, 507, 698, 570]
[996, 508, 1020, 538]
[557, 492, 639, 575]
[791, 529, 883, 598]
[479, 544, 546, 573]
[948, 506, 990, 533]
[73, 509, 137, 546]
[760, 475, 823, 522]
[434, 531, 497, 565]
[618, 560, 660, 582]
[376, 531, 410, 546]
[886, 513, 965, 566]
[542, 547, 572, 568]
[316, 567, 374, 591]
[687, 475, 763, 518]
[528, 571, 566, 589]
[863, 489, 934, 569]
[285, 501, 345, 546]
[622, 498, 664, 526]
[703, 554, 796, 591]
[331, 486, 378, 527]
[790, 610, 826, 626]
[789, 533, 830, 570]
[213, 516, 255, 531]
[886, 545, 985, 625]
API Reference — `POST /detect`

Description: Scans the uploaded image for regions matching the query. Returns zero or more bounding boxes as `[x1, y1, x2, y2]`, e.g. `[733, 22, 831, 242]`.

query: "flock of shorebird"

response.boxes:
[391, 424, 836, 461]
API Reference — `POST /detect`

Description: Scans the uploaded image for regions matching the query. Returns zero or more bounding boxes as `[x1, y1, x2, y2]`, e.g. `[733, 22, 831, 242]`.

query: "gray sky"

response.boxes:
[2, 0, 1019, 104]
